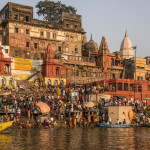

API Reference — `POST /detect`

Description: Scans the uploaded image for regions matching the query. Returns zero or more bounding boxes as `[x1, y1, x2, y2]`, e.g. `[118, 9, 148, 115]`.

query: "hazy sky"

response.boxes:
[0, 0, 150, 57]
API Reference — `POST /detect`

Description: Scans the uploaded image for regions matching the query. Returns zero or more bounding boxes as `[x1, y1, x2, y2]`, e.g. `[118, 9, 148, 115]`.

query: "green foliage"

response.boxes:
[36, 0, 77, 23]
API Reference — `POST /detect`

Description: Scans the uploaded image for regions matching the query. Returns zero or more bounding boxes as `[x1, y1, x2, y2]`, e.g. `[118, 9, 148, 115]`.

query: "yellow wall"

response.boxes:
[108, 106, 132, 124]
[131, 57, 147, 80]
[0, 75, 16, 88]
[45, 77, 66, 86]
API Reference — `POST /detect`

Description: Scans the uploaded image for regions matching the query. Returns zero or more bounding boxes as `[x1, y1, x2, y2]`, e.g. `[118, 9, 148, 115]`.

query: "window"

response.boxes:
[4, 64, 10, 74]
[112, 74, 115, 79]
[124, 83, 128, 91]
[26, 16, 29, 22]
[148, 85, 150, 91]
[53, 33, 56, 39]
[66, 35, 69, 40]
[41, 31, 44, 36]
[54, 80, 58, 86]
[15, 50, 19, 56]
[14, 14, 18, 20]
[75, 48, 78, 53]
[66, 47, 69, 53]
[15, 27, 18, 33]
[26, 29, 30, 35]
[25, 51, 30, 58]
[26, 42, 29, 47]
[48, 79, 51, 85]
[40, 41, 45, 48]
[58, 46, 61, 53]
[75, 36, 78, 41]
[60, 80, 64, 85]
[5, 49, 8, 54]
[118, 83, 122, 91]
[120, 74, 122, 79]
[2, 78, 6, 86]
[34, 43, 38, 49]
[138, 85, 142, 92]
[70, 36, 73, 41]
[75, 25, 78, 29]
[66, 24, 70, 28]
[47, 32, 50, 39]
[9, 78, 13, 86]
[56, 67, 60, 77]
[20, 16, 24, 21]
[41, 53, 44, 59]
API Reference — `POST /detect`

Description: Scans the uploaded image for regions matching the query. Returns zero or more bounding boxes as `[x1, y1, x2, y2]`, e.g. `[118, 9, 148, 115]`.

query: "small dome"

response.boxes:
[85, 34, 98, 52]
[120, 32, 134, 59]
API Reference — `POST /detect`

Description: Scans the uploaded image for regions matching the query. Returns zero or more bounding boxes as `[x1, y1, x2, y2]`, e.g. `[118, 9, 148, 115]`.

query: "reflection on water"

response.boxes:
[0, 127, 150, 150]
[0, 134, 12, 150]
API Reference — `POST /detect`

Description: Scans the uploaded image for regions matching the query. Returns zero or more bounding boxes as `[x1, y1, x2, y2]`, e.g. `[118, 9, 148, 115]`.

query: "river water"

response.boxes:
[0, 127, 150, 150]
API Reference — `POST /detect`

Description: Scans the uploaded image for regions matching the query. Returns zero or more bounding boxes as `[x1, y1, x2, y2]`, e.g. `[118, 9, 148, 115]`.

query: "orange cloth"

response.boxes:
[74, 118, 76, 128]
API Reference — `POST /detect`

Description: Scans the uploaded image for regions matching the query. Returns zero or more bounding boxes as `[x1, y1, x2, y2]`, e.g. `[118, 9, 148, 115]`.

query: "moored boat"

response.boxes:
[96, 123, 131, 128]
[0, 121, 14, 132]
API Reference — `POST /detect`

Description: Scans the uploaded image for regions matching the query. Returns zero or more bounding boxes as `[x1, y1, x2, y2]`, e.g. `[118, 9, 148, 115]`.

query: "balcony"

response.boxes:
[56, 55, 96, 66]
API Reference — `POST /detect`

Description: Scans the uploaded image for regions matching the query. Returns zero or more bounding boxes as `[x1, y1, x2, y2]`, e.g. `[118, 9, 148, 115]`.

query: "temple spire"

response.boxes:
[125, 31, 128, 37]
[90, 33, 92, 40]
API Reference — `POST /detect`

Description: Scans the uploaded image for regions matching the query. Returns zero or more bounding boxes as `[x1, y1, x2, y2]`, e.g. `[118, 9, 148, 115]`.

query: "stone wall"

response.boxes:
[108, 106, 132, 124]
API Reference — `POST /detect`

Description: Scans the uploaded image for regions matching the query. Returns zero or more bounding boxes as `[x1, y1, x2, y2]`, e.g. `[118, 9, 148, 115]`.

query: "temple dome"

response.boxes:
[85, 34, 98, 52]
[120, 32, 134, 59]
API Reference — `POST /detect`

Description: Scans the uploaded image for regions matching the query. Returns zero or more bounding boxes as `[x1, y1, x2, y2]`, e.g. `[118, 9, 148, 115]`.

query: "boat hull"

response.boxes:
[96, 123, 131, 128]
[0, 121, 14, 132]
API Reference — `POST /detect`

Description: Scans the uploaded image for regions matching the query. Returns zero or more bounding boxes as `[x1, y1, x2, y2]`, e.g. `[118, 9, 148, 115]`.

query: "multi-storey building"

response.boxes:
[0, 2, 102, 85]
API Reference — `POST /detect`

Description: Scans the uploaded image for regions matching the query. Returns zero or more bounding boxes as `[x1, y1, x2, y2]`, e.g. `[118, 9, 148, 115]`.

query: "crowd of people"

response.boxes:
[0, 82, 149, 128]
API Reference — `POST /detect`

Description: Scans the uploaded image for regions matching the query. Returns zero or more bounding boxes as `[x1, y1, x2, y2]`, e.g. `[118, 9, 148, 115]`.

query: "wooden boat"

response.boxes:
[96, 123, 131, 128]
[0, 121, 14, 132]
[96, 123, 107, 127]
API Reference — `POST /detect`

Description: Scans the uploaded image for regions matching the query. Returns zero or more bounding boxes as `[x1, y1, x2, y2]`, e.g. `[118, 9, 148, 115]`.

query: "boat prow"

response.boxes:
[0, 121, 14, 132]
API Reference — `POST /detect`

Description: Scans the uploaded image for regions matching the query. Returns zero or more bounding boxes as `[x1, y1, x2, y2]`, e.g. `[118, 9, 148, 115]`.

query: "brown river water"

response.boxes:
[0, 127, 150, 150]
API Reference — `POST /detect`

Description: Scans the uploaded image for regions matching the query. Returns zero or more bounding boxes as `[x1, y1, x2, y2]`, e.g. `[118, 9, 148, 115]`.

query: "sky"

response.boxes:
[0, 0, 150, 58]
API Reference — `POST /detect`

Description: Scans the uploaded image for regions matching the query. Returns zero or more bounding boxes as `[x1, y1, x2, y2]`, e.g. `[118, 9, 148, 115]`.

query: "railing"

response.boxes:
[56, 55, 96, 67]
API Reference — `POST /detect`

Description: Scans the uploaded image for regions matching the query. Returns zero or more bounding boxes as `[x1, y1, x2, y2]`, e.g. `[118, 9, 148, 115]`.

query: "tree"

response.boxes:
[36, 0, 77, 23]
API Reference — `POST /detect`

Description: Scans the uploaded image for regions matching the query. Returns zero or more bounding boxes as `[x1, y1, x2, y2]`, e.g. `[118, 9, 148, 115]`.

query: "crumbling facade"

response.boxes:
[0, 2, 149, 87]
[0, 2, 102, 85]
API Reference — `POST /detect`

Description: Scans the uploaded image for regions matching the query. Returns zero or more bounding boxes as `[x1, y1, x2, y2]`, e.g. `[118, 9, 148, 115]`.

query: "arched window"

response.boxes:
[112, 74, 115, 79]
[56, 67, 60, 77]
[9, 78, 13, 86]
[4, 64, 10, 74]
[54, 80, 58, 86]
[47, 79, 51, 85]
[60, 80, 64, 85]
[2, 78, 6, 86]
